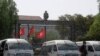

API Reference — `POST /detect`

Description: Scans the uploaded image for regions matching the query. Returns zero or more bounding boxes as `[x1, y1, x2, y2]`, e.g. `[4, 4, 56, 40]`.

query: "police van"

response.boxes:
[76, 41, 100, 56]
[40, 40, 80, 56]
[0, 38, 34, 56]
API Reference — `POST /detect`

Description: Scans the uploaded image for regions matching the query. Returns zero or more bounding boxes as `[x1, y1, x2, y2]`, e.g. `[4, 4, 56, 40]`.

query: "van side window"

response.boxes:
[88, 45, 94, 52]
[53, 45, 57, 51]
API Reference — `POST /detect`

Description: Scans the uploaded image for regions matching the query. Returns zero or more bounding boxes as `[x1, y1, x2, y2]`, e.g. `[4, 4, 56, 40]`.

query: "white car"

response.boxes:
[0, 38, 34, 56]
[40, 40, 80, 56]
[76, 41, 100, 56]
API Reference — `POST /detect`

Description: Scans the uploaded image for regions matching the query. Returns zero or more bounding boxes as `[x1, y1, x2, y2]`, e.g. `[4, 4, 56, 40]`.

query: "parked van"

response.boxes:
[0, 38, 34, 56]
[40, 40, 80, 56]
[76, 41, 100, 56]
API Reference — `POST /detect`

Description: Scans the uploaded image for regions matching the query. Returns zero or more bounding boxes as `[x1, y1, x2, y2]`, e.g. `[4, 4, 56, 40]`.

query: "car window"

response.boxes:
[93, 45, 100, 51]
[9, 43, 32, 50]
[53, 45, 57, 51]
[57, 43, 78, 50]
[88, 45, 94, 52]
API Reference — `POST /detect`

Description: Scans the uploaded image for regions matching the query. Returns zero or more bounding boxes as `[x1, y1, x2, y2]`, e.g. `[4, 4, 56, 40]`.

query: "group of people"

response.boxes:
[79, 41, 87, 56]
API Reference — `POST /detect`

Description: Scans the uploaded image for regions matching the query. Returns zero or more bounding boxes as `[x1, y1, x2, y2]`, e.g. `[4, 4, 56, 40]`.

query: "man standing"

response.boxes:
[79, 41, 87, 56]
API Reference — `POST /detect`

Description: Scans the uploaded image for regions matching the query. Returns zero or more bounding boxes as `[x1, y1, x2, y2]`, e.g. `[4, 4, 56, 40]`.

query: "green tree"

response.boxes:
[56, 14, 94, 40]
[57, 14, 94, 41]
[85, 15, 94, 31]
[71, 14, 94, 41]
[60, 14, 87, 40]
[0, 0, 18, 39]
[65, 14, 76, 40]
[86, 14, 100, 40]
[46, 30, 60, 41]
[74, 14, 87, 38]
[56, 16, 69, 39]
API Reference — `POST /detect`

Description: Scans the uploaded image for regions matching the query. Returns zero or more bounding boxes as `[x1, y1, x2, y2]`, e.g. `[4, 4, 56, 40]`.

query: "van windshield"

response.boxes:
[93, 45, 100, 51]
[57, 43, 78, 50]
[9, 43, 32, 50]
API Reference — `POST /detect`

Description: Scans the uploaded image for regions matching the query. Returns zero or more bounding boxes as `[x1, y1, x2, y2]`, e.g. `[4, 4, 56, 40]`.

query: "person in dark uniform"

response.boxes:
[79, 41, 87, 56]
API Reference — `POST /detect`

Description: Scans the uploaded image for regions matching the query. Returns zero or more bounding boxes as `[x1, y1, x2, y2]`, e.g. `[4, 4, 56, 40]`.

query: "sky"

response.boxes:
[14, 0, 98, 20]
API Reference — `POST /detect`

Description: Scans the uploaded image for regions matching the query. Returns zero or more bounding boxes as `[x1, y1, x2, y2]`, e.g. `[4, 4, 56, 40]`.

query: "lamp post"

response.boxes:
[98, 0, 100, 13]
[43, 11, 49, 41]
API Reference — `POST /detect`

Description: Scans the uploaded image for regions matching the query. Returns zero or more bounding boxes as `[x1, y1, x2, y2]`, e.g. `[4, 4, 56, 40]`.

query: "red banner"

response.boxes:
[29, 26, 34, 37]
[19, 27, 25, 36]
[36, 28, 45, 39]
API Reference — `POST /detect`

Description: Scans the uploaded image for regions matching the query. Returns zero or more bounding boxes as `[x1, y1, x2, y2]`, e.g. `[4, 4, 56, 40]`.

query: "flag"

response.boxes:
[36, 28, 45, 39]
[19, 27, 25, 36]
[29, 26, 34, 36]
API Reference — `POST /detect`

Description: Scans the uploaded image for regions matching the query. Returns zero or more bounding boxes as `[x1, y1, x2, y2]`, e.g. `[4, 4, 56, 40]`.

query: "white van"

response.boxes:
[76, 41, 100, 56]
[40, 40, 80, 56]
[0, 38, 34, 56]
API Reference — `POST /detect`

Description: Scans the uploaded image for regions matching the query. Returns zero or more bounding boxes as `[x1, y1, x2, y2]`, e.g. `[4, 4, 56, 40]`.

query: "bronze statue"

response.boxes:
[44, 11, 49, 20]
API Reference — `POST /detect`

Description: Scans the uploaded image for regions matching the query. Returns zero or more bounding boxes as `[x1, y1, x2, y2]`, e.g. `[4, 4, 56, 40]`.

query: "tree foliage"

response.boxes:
[86, 14, 100, 40]
[76, 15, 94, 41]
[0, 0, 18, 39]
[56, 16, 69, 39]
[72, 14, 94, 41]
[56, 14, 94, 40]
[46, 30, 60, 41]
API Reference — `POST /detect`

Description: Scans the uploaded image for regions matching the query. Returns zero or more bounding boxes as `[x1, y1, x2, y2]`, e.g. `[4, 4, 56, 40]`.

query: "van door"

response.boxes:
[87, 45, 94, 56]
[51, 45, 57, 56]
[0, 40, 6, 56]
[47, 45, 57, 56]
[40, 46, 48, 56]
[4, 43, 8, 56]
[47, 46, 51, 56]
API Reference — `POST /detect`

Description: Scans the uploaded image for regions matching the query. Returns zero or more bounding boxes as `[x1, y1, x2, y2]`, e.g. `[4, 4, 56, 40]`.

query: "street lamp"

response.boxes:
[97, 0, 100, 13]
[43, 11, 49, 41]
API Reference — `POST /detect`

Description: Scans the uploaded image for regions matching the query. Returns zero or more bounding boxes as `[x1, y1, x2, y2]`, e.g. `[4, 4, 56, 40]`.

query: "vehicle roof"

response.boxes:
[76, 41, 100, 45]
[43, 40, 74, 46]
[0, 38, 28, 44]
